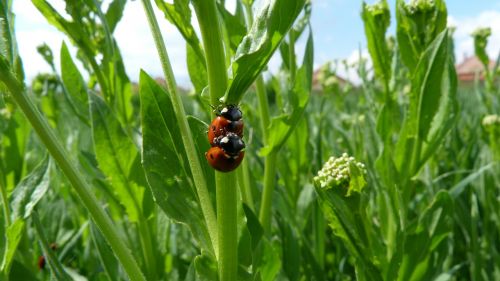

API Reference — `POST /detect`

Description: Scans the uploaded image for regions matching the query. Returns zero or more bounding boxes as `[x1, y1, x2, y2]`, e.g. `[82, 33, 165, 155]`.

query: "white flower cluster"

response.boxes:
[482, 114, 500, 128]
[314, 153, 366, 190]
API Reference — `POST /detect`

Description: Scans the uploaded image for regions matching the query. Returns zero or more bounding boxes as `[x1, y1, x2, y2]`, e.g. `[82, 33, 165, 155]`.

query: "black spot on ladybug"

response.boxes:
[210, 154, 214, 159]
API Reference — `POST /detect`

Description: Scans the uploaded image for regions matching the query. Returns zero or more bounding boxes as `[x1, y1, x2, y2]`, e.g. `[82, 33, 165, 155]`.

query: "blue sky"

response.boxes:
[13, 0, 500, 86]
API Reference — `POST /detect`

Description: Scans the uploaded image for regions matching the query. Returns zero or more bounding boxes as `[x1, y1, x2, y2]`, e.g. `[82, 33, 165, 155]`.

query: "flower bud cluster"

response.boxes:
[482, 114, 500, 128]
[314, 153, 366, 190]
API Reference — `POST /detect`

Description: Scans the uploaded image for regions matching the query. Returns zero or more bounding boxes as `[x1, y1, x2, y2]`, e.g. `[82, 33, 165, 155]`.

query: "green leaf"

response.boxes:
[396, 0, 447, 74]
[155, 0, 205, 64]
[31, 0, 94, 57]
[193, 253, 218, 281]
[0, 219, 24, 273]
[254, 238, 281, 281]
[316, 186, 383, 281]
[105, 0, 127, 33]
[449, 163, 495, 198]
[10, 157, 50, 219]
[223, 0, 306, 104]
[139, 71, 213, 254]
[37, 43, 55, 68]
[187, 116, 215, 197]
[277, 217, 300, 281]
[396, 191, 453, 281]
[242, 204, 263, 250]
[395, 29, 457, 176]
[60, 42, 88, 119]
[0, 0, 17, 64]
[362, 0, 391, 86]
[89, 93, 143, 222]
[413, 29, 453, 140]
[260, 29, 313, 155]
[217, 3, 247, 53]
[187, 43, 208, 94]
[90, 222, 120, 281]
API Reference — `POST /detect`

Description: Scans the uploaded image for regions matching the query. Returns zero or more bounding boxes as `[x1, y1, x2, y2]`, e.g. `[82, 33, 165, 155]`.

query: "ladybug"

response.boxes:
[218, 104, 242, 121]
[208, 105, 244, 146]
[214, 133, 245, 155]
[208, 116, 244, 146]
[38, 243, 58, 270]
[205, 146, 245, 172]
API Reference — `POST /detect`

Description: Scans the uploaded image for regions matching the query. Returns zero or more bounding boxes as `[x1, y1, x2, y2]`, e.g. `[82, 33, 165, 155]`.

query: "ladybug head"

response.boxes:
[219, 105, 242, 121]
[217, 133, 245, 155]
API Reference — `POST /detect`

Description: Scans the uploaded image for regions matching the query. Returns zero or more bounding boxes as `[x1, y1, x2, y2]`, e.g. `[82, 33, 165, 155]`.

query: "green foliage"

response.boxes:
[139, 71, 213, 255]
[223, 0, 306, 104]
[362, 0, 391, 87]
[396, 0, 447, 74]
[0, 0, 499, 280]
[472, 27, 492, 68]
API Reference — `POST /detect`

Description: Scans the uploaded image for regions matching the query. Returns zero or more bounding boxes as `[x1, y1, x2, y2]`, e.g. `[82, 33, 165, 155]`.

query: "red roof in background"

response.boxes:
[456, 56, 495, 82]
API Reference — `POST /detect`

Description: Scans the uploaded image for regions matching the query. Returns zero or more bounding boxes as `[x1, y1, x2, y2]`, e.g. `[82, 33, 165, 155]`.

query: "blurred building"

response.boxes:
[456, 56, 496, 83]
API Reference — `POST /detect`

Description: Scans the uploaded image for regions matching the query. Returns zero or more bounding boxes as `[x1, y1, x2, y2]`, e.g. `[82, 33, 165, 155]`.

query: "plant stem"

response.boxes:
[238, 158, 254, 211]
[289, 29, 297, 82]
[0, 174, 11, 227]
[0, 63, 146, 281]
[82, 47, 110, 101]
[244, 2, 277, 232]
[258, 152, 277, 231]
[216, 172, 238, 281]
[137, 218, 156, 279]
[255, 76, 271, 140]
[255, 71, 278, 233]
[141, 0, 218, 257]
[192, 0, 239, 280]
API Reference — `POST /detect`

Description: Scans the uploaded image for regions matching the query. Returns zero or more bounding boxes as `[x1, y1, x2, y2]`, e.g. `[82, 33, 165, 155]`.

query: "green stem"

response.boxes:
[288, 29, 297, 82]
[238, 158, 254, 211]
[216, 172, 238, 281]
[137, 218, 156, 280]
[82, 47, 110, 101]
[0, 63, 146, 281]
[258, 152, 278, 232]
[141, 0, 218, 257]
[0, 174, 10, 227]
[192, 1, 239, 280]
[255, 76, 271, 140]
[244, 2, 277, 232]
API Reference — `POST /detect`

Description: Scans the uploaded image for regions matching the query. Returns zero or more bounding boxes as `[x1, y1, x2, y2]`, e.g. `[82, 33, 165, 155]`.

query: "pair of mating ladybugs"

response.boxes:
[205, 105, 245, 172]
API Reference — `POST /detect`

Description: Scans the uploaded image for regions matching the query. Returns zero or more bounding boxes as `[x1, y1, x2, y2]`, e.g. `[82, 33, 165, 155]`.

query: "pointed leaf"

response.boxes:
[140, 71, 212, 253]
[223, 0, 306, 104]
[89, 93, 143, 222]
[10, 157, 50, 219]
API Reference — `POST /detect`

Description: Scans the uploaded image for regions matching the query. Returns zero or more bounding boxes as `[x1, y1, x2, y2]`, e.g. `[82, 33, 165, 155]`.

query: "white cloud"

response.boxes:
[113, 0, 187, 84]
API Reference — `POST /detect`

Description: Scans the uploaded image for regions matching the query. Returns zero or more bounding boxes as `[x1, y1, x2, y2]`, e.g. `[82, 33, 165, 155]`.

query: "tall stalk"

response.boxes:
[140, 0, 218, 257]
[0, 175, 10, 227]
[0, 60, 146, 281]
[243, 2, 277, 233]
[192, 0, 238, 280]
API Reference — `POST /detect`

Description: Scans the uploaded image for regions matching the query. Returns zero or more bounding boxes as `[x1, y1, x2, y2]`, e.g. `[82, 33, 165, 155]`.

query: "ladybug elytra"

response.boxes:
[207, 116, 244, 146]
[205, 146, 245, 172]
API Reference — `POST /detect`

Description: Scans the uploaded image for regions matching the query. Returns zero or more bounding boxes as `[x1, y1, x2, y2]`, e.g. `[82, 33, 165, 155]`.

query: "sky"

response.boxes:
[12, 0, 500, 86]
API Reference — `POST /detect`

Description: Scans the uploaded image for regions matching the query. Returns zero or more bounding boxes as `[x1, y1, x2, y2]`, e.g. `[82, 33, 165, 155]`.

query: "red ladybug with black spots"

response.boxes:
[205, 132, 245, 172]
[207, 105, 244, 146]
